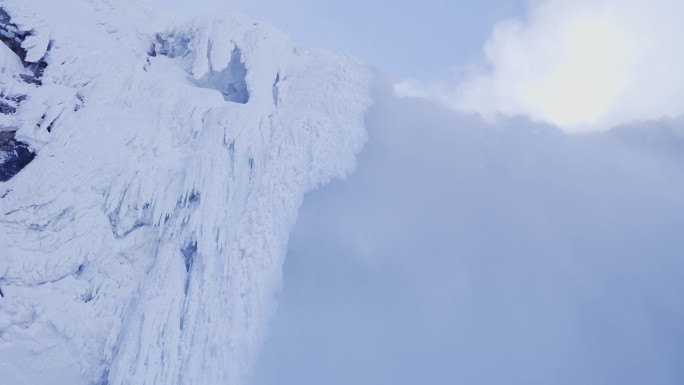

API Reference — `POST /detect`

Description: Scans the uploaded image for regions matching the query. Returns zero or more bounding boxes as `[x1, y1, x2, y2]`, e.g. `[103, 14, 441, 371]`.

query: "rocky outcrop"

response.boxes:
[0, 8, 47, 79]
[0, 7, 51, 181]
[0, 130, 35, 182]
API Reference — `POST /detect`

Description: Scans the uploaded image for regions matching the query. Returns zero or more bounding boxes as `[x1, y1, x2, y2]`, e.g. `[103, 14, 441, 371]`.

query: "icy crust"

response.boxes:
[0, 1, 373, 384]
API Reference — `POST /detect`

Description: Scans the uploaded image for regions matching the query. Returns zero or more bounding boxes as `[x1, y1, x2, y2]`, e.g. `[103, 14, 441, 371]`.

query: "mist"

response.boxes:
[249, 78, 684, 385]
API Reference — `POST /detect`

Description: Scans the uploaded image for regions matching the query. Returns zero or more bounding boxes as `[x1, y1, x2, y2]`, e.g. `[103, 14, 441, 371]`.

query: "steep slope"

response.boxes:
[0, 1, 373, 384]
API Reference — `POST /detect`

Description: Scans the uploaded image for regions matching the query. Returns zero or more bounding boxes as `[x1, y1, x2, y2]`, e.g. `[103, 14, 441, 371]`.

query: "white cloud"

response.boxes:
[253, 87, 684, 385]
[399, 0, 684, 132]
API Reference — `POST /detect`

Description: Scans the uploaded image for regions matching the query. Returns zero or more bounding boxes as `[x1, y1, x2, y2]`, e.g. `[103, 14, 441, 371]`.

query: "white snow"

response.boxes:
[0, 1, 373, 384]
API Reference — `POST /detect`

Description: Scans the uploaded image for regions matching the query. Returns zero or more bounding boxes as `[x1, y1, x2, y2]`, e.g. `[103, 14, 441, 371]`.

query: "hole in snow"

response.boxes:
[181, 240, 197, 296]
[272, 73, 280, 106]
[195, 48, 249, 104]
[181, 241, 197, 273]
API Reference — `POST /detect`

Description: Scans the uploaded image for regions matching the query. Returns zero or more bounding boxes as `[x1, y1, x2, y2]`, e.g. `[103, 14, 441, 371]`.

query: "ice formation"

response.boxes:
[0, 1, 373, 384]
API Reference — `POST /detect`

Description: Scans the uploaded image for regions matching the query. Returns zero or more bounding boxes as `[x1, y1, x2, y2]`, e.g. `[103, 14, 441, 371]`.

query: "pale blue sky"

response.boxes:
[148, 0, 525, 79]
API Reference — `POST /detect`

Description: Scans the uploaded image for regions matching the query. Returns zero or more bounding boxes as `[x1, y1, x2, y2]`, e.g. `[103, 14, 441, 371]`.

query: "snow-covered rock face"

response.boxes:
[0, 7, 46, 182]
[0, 1, 373, 384]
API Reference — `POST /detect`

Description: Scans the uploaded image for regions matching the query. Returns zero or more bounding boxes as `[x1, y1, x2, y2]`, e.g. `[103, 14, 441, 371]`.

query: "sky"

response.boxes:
[145, 0, 526, 79]
[147, 0, 684, 133]
[144, 1, 684, 384]
[249, 83, 684, 385]
[419, 0, 684, 131]
[148, 0, 684, 132]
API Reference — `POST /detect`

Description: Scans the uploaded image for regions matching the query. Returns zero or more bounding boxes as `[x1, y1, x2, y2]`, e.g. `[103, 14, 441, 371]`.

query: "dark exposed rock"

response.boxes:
[0, 91, 24, 114]
[149, 32, 191, 58]
[0, 100, 16, 114]
[0, 130, 35, 182]
[0, 7, 49, 182]
[0, 7, 49, 78]
[0, 8, 28, 62]
[19, 72, 43, 86]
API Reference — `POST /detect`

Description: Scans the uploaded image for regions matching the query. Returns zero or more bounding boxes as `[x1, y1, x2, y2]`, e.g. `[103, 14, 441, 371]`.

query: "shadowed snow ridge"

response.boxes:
[0, 1, 373, 384]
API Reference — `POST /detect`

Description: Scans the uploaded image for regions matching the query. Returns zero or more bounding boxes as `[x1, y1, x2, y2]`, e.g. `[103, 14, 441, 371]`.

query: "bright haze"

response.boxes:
[399, 0, 684, 132]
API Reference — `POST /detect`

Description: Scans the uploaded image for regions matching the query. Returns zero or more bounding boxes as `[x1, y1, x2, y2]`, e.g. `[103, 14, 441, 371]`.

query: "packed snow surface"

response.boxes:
[0, 1, 372, 384]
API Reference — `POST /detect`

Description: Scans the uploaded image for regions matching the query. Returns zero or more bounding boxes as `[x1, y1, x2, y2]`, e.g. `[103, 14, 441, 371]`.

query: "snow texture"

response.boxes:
[0, 1, 373, 384]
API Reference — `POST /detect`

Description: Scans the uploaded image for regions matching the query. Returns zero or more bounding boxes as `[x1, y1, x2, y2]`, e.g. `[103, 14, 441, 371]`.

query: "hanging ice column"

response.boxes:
[0, 2, 373, 384]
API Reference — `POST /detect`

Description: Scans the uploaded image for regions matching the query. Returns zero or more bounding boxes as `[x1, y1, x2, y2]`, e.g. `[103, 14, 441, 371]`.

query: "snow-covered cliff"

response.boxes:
[0, 1, 373, 384]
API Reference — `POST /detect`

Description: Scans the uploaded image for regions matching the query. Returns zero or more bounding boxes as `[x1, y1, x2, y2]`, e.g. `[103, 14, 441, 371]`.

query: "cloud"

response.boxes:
[251, 82, 684, 385]
[399, 0, 684, 132]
